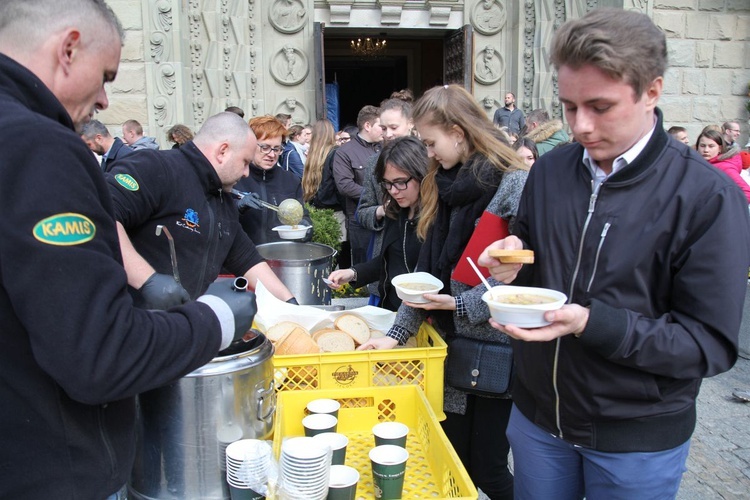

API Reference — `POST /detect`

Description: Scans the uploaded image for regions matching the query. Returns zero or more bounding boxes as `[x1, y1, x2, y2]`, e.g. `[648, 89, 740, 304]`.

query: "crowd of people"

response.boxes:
[2, 1, 750, 499]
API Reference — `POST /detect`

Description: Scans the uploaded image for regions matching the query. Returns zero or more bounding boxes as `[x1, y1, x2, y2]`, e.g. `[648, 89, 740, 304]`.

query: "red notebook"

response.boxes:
[451, 211, 509, 287]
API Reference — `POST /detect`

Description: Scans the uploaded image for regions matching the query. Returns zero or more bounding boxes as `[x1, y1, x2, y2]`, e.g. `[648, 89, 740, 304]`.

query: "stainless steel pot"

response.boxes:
[129, 335, 275, 500]
[256, 242, 337, 305]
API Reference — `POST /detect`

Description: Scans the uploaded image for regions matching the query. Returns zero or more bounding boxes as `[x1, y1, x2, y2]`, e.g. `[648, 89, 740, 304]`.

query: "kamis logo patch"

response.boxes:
[115, 174, 139, 191]
[33, 213, 96, 246]
[176, 208, 201, 234]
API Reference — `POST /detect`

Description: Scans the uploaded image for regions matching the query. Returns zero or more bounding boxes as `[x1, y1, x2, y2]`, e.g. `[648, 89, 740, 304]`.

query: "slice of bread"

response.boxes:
[316, 331, 356, 352]
[275, 327, 320, 355]
[334, 314, 371, 345]
[487, 249, 535, 264]
[266, 321, 306, 343]
[312, 328, 340, 343]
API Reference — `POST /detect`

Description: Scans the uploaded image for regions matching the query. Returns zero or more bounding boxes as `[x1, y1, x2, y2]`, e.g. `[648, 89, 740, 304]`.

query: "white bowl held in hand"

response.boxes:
[272, 225, 311, 240]
[481, 285, 567, 328]
[391, 272, 444, 304]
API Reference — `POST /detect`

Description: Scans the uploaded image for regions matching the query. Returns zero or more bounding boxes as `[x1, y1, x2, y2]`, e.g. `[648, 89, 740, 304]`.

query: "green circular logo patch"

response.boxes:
[33, 213, 96, 246]
[115, 174, 139, 191]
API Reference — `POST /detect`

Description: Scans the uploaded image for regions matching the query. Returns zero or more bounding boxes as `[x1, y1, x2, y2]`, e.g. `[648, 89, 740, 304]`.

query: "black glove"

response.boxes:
[139, 273, 190, 310]
[236, 192, 264, 213]
[199, 280, 257, 345]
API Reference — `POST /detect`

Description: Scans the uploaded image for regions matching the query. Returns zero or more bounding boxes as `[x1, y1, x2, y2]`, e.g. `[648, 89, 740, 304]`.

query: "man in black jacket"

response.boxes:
[109, 112, 296, 306]
[0, 2, 256, 499]
[332, 105, 382, 266]
[479, 8, 750, 499]
[80, 118, 133, 171]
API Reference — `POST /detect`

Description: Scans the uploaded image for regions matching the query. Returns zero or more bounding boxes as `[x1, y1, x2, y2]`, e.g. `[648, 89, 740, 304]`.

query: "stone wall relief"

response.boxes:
[270, 0, 307, 34]
[275, 97, 310, 125]
[475, 45, 504, 85]
[271, 45, 309, 86]
[471, 0, 507, 35]
[482, 95, 498, 110]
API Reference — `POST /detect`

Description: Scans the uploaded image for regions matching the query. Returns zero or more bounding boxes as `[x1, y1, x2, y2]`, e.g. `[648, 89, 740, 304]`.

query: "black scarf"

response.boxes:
[419, 154, 504, 294]
[417, 155, 503, 336]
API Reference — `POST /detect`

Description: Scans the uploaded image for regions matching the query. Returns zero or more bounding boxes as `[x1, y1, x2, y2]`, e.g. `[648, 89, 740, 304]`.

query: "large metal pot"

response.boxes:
[257, 242, 336, 305]
[129, 335, 275, 500]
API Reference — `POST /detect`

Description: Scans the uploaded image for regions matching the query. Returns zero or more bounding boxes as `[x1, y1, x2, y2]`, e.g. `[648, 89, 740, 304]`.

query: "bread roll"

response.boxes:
[334, 314, 371, 345]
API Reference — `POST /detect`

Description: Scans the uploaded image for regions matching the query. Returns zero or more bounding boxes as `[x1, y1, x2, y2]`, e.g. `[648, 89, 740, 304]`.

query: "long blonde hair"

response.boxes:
[413, 85, 526, 240]
[302, 119, 336, 202]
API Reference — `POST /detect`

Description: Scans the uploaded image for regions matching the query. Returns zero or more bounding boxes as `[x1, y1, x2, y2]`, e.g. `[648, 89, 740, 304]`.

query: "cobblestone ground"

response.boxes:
[678, 355, 750, 500]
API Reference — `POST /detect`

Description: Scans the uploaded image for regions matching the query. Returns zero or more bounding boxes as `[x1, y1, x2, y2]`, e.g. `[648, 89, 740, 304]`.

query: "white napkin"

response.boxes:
[253, 281, 396, 334]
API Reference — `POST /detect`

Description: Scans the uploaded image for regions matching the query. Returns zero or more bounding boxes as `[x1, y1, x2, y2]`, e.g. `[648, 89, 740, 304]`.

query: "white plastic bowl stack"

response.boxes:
[278, 436, 332, 500]
[225, 439, 273, 494]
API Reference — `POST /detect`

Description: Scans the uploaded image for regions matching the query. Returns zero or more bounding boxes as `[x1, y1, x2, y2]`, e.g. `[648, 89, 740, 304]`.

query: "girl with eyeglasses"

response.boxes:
[326, 136, 426, 311]
[235, 115, 312, 245]
[358, 84, 529, 500]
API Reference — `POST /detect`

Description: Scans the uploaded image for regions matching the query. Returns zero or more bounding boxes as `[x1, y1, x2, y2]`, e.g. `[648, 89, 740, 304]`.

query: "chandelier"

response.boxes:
[350, 37, 387, 57]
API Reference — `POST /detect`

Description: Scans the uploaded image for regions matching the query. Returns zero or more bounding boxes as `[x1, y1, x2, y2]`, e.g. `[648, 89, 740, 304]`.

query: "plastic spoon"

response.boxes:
[466, 257, 493, 295]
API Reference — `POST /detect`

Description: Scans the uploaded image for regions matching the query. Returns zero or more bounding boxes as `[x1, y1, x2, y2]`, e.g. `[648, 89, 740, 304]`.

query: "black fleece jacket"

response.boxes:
[107, 142, 263, 299]
[0, 53, 222, 499]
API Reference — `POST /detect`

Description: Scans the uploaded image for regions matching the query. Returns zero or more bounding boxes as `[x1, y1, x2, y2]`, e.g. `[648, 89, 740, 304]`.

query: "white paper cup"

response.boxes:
[307, 398, 341, 418]
[327, 465, 359, 500]
[372, 422, 409, 448]
[303, 413, 338, 437]
[313, 432, 349, 465]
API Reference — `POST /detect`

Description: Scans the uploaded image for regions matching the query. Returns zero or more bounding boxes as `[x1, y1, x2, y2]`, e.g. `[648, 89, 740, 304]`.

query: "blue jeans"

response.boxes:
[506, 405, 690, 500]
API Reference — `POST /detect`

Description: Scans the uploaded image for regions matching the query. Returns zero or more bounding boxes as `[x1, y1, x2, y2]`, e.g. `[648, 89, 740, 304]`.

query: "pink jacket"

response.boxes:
[710, 151, 750, 203]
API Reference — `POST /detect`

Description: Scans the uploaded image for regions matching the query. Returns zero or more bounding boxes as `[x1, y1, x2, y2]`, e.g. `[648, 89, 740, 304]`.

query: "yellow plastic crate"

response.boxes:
[273, 385, 477, 500]
[272, 322, 447, 419]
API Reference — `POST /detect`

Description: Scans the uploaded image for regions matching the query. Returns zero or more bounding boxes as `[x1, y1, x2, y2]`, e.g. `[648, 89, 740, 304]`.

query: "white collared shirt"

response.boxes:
[583, 118, 657, 190]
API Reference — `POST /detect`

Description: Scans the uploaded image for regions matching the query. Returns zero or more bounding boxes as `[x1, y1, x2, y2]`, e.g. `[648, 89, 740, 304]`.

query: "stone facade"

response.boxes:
[97, 0, 749, 148]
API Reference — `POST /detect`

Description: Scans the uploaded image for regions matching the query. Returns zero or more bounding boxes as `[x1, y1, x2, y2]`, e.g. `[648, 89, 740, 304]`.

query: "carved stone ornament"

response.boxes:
[269, 0, 307, 34]
[474, 45, 504, 85]
[482, 95, 497, 109]
[471, 0, 507, 36]
[270, 45, 309, 86]
[275, 97, 309, 125]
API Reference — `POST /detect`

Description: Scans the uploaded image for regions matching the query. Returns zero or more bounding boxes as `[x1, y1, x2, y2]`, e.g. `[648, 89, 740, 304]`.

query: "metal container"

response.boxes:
[256, 242, 337, 305]
[129, 335, 275, 500]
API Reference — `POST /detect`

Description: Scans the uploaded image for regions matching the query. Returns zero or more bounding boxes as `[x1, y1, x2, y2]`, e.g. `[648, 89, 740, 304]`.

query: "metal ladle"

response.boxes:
[232, 189, 303, 226]
[155, 225, 180, 285]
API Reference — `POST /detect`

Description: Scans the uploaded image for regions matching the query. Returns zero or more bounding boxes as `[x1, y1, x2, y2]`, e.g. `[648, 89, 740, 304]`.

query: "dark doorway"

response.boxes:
[323, 35, 444, 128]
[325, 56, 408, 129]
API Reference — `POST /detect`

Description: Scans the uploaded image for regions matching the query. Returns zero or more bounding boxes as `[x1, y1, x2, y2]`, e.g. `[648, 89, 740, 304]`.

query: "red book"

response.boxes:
[451, 211, 509, 287]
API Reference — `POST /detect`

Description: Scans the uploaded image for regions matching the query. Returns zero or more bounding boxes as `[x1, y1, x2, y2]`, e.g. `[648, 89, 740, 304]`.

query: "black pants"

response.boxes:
[441, 395, 514, 500]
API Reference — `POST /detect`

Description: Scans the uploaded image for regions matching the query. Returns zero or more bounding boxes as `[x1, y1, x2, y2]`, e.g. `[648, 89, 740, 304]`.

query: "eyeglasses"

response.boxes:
[258, 143, 282, 155]
[380, 177, 413, 191]
[338, 136, 350, 143]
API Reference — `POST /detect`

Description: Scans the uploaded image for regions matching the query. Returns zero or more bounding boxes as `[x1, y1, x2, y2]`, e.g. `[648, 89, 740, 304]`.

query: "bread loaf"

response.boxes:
[275, 327, 320, 355]
[334, 314, 371, 345]
[316, 331, 356, 352]
[266, 321, 306, 343]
